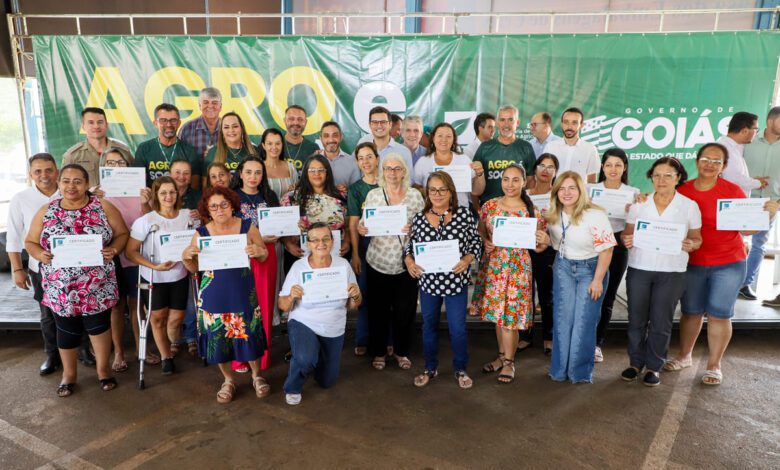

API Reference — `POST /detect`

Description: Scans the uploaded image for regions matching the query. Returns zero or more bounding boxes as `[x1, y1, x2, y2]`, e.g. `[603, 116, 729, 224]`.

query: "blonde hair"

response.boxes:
[546, 171, 603, 225]
[378, 153, 411, 189]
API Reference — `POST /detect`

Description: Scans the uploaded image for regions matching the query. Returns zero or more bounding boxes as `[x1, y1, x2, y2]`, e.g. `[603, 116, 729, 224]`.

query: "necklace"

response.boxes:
[157, 138, 178, 164]
[228, 146, 243, 159]
[285, 140, 302, 161]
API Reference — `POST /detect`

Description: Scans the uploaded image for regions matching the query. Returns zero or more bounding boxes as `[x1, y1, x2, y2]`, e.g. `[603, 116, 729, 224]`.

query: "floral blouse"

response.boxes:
[39, 196, 118, 317]
[363, 187, 425, 275]
[404, 205, 483, 296]
[280, 190, 346, 231]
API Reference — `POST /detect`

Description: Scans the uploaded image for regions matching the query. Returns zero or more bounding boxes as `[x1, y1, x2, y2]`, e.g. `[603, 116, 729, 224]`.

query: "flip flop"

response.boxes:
[112, 360, 128, 373]
[702, 369, 723, 386]
[144, 352, 161, 365]
[663, 358, 692, 372]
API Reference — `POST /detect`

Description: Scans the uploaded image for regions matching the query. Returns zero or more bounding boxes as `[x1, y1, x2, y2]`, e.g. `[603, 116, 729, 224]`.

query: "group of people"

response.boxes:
[8, 84, 780, 404]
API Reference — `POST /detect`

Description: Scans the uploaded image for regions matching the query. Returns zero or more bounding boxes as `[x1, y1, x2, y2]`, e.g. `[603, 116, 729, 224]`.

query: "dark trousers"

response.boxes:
[596, 232, 628, 346]
[283, 320, 345, 394]
[524, 247, 556, 342]
[30, 269, 61, 355]
[626, 268, 686, 372]
[366, 264, 418, 358]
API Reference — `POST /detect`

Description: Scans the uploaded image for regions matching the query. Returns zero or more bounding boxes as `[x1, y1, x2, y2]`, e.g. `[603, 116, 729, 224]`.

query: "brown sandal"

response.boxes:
[497, 358, 515, 384]
[187, 341, 198, 357]
[253, 376, 271, 398]
[482, 352, 504, 373]
[217, 381, 236, 404]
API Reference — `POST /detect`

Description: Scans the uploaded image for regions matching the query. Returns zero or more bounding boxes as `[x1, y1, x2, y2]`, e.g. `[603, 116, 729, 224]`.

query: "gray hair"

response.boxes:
[199, 87, 222, 101]
[497, 104, 519, 119]
[378, 153, 411, 188]
[402, 115, 423, 131]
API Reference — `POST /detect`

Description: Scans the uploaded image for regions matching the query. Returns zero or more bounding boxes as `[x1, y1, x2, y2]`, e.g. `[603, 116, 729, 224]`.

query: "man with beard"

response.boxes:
[321, 121, 360, 194]
[283, 105, 321, 174]
[178, 87, 222, 159]
[544, 107, 600, 183]
[133, 103, 201, 189]
[63, 107, 133, 186]
[472, 104, 536, 205]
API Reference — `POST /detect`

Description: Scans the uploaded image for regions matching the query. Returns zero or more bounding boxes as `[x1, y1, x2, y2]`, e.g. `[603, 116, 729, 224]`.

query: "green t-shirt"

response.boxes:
[204, 144, 259, 176]
[133, 138, 201, 186]
[347, 179, 380, 217]
[473, 138, 536, 204]
[283, 137, 320, 174]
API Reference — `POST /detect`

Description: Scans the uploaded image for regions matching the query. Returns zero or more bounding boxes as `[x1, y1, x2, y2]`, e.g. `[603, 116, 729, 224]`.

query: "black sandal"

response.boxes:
[99, 377, 118, 391]
[57, 383, 75, 397]
[497, 358, 516, 384]
[482, 352, 504, 374]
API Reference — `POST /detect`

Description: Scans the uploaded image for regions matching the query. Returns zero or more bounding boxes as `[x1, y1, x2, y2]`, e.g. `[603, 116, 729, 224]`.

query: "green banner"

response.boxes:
[33, 33, 780, 191]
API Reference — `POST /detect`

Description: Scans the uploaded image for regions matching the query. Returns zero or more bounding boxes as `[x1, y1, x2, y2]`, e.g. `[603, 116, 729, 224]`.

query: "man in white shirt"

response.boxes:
[718, 112, 767, 202]
[402, 115, 427, 166]
[528, 111, 562, 158]
[462, 112, 496, 160]
[6, 154, 84, 374]
[544, 107, 601, 183]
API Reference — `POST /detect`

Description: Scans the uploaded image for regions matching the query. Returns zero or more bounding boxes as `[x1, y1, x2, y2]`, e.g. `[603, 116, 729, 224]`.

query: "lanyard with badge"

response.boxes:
[157, 138, 178, 165]
[559, 210, 570, 259]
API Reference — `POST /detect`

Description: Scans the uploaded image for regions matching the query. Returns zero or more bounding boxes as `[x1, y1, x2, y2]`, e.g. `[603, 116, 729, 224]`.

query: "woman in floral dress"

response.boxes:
[182, 186, 270, 404]
[471, 164, 550, 383]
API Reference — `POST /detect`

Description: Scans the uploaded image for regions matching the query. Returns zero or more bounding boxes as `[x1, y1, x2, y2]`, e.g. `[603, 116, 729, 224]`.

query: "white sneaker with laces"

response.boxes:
[285, 393, 302, 405]
[594, 346, 604, 363]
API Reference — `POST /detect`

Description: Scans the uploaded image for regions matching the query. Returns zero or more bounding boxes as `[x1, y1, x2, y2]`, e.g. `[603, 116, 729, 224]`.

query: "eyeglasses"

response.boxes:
[699, 157, 724, 166]
[537, 164, 556, 172]
[529, 122, 545, 128]
[207, 200, 231, 211]
[428, 187, 450, 195]
[104, 160, 128, 167]
[651, 172, 677, 180]
[157, 118, 180, 125]
[308, 236, 332, 244]
[383, 166, 403, 173]
[369, 120, 389, 126]
[307, 168, 327, 175]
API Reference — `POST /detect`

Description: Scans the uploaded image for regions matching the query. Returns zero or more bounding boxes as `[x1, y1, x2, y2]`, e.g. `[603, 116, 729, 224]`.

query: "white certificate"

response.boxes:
[529, 193, 551, 212]
[716, 198, 769, 231]
[632, 219, 686, 255]
[588, 187, 635, 219]
[492, 216, 537, 249]
[363, 205, 407, 236]
[99, 167, 145, 198]
[301, 230, 342, 258]
[257, 206, 301, 237]
[197, 234, 249, 271]
[413, 239, 460, 274]
[51, 234, 104, 269]
[158, 230, 196, 262]
[300, 266, 349, 303]
[433, 164, 472, 193]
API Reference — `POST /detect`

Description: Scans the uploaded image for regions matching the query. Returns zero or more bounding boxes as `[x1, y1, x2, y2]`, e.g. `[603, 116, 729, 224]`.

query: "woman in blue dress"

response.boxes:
[182, 185, 270, 404]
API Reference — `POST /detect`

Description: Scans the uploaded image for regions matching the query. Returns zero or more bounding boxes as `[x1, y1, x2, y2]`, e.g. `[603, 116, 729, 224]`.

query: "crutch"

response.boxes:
[136, 223, 159, 390]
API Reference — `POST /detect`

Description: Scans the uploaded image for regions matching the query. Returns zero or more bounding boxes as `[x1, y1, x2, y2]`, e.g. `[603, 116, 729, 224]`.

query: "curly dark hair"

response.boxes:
[197, 185, 241, 221]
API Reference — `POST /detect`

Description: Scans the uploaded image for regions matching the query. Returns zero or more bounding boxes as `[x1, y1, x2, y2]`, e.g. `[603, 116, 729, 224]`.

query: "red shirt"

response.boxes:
[678, 178, 747, 266]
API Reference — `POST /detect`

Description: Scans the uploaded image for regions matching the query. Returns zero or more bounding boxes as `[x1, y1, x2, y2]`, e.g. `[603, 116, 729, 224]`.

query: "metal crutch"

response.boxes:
[136, 223, 159, 390]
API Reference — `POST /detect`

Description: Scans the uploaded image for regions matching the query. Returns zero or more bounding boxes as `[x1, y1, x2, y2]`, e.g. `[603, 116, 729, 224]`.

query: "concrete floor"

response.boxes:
[0, 327, 778, 469]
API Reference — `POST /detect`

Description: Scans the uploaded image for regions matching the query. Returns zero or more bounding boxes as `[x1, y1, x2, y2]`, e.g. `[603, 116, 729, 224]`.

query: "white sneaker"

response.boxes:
[594, 346, 604, 363]
[285, 393, 302, 405]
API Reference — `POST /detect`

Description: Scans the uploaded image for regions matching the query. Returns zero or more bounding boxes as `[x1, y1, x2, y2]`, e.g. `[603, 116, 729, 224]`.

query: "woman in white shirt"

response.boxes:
[412, 122, 484, 208]
[125, 176, 192, 376]
[590, 148, 639, 363]
[357, 154, 424, 371]
[546, 171, 616, 383]
[621, 157, 702, 386]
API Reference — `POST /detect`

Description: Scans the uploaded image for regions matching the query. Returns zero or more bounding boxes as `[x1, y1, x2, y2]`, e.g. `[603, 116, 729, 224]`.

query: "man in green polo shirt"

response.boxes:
[134, 103, 201, 189]
[472, 104, 536, 205]
[283, 104, 321, 174]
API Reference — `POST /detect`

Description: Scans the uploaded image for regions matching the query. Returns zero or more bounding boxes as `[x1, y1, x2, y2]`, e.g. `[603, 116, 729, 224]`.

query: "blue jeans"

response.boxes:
[283, 320, 345, 394]
[419, 289, 469, 372]
[681, 260, 746, 319]
[744, 219, 774, 288]
[182, 277, 197, 343]
[550, 255, 608, 384]
[355, 237, 370, 347]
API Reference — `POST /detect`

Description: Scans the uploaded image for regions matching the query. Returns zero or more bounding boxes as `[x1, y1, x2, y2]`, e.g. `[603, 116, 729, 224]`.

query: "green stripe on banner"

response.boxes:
[32, 33, 780, 192]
